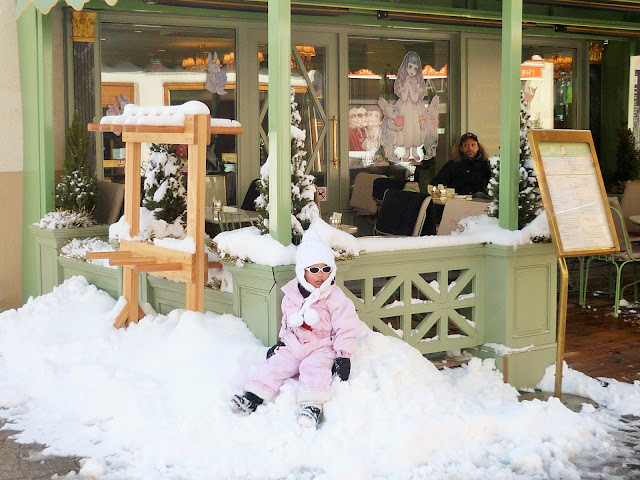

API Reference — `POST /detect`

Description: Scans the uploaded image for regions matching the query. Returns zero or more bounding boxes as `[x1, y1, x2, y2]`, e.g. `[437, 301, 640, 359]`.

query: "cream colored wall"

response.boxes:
[0, 0, 24, 310]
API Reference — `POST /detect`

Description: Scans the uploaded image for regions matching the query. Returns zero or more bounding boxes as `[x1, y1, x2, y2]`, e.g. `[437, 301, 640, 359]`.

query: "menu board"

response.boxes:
[528, 130, 619, 257]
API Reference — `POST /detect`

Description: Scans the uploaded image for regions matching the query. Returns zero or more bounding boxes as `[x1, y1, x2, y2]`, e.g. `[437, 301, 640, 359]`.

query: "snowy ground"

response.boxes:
[0, 276, 639, 480]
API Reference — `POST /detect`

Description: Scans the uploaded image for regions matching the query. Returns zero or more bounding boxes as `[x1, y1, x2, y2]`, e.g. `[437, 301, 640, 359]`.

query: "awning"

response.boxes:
[16, 0, 117, 18]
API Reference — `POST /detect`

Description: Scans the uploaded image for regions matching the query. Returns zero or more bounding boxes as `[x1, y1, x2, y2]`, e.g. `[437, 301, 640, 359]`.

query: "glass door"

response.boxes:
[255, 31, 340, 216]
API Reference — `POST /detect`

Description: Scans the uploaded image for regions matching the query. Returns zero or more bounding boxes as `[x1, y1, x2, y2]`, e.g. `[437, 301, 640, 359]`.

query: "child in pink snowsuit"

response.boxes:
[230, 231, 361, 427]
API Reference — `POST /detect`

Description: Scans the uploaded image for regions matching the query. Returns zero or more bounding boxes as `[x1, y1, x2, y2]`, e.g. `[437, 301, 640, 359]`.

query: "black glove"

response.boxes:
[266, 341, 285, 359]
[332, 357, 351, 381]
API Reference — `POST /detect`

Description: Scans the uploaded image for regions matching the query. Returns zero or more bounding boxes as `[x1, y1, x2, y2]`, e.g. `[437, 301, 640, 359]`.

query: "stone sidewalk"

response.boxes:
[0, 422, 80, 480]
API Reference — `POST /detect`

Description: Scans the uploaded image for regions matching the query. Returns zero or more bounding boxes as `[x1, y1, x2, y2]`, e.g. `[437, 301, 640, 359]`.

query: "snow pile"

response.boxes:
[0, 276, 632, 479]
[59, 237, 115, 268]
[214, 220, 359, 266]
[109, 206, 186, 242]
[210, 118, 242, 128]
[538, 363, 640, 416]
[214, 213, 549, 266]
[38, 210, 96, 229]
[100, 101, 210, 127]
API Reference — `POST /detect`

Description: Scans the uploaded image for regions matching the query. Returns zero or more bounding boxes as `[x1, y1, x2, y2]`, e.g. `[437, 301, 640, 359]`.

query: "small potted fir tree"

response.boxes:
[30, 114, 111, 295]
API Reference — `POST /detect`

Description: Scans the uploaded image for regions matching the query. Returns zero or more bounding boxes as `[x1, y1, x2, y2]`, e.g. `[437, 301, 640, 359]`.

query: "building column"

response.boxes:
[71, 11, 97, 170]
[498, 0, 523, 231]
[267, 0, 292, 246]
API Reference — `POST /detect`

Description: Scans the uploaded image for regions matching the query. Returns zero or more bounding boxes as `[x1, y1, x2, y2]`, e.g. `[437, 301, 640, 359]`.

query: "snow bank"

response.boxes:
[0, 276, 627, 479]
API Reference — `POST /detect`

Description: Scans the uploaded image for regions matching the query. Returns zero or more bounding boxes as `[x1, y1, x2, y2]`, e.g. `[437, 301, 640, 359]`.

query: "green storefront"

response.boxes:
[16, 0, 640, 387]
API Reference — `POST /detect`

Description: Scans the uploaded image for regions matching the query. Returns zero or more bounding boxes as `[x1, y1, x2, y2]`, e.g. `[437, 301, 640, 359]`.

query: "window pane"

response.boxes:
[521, 49, 575, 129]
[348, 37, 449, 190]
[100, 23, 236, 186]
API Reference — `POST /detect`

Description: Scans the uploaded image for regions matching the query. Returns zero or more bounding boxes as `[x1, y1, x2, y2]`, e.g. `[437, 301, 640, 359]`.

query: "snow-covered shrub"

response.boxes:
[39, 210, 95, 229]
[255, 89, 320, 244]
[54, 114, 98, 219]
[487, 91, 542, 230]
[142, 144, 187, 225]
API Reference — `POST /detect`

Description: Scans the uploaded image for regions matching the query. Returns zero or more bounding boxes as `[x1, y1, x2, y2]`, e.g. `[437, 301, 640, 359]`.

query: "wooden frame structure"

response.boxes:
[86, 112, 242, 328]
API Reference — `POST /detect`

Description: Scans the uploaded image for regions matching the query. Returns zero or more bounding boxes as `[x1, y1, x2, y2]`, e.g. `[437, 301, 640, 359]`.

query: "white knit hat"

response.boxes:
[289, 230, 337, 328]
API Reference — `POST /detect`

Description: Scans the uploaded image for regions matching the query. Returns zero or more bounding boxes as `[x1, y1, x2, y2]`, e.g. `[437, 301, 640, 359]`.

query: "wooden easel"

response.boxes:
[86, 113, 242, 328]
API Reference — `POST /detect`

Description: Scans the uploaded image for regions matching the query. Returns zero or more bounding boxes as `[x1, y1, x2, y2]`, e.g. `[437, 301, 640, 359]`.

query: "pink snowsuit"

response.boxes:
[244, 279, 361, 404]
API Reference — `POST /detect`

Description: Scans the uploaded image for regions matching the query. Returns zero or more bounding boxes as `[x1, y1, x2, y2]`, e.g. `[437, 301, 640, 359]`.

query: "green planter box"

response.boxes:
[223, 261, 296, 346]
[468, 243, 558, 389]
[145, 274, 233, 316]
[29, 224, 110, 296]
[58, 256, 122, 300]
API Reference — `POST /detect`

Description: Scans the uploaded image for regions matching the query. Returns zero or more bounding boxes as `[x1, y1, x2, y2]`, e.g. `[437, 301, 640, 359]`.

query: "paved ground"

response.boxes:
[0, 422, 81, 479]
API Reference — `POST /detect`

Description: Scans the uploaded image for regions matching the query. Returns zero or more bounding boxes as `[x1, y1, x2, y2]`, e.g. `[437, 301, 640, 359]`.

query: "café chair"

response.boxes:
[371, 177, 407, 205]
[582, 196, 640, 317]
[349, 172, 387, 217]
[620, 180, 640, 243]
[240, 178, 261, 211]
[436, 198, 490, 235]
[374, 189, 430, 236]
[218, 207, 255, 232]
[94, 180, 125, 225]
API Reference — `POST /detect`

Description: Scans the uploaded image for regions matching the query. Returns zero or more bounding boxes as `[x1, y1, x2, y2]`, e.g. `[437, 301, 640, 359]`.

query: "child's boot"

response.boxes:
[297, 402, 322, 428]
[230, 392, 263, 415]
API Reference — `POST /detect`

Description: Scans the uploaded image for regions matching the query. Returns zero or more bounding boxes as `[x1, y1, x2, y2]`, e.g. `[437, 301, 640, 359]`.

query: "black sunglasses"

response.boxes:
[305, 266, 332, 274]
[461, 132, 478, 142]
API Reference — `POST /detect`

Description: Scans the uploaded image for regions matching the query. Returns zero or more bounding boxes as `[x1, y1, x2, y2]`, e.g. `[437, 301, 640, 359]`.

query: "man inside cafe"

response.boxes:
[429, 132, 491, 198]
[421, 132, 491, 235]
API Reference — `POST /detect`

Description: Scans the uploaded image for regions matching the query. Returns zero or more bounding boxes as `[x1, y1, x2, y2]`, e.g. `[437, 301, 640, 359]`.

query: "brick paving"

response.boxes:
[0, 422, 80, 479]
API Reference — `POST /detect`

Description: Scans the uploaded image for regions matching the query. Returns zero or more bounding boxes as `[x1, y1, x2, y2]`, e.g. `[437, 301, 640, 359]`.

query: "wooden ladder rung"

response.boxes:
[86, 251, 131, 260]
[110, 256, 157, 266]
[208, 261, 223, 269]
[134, 263, 183, 273]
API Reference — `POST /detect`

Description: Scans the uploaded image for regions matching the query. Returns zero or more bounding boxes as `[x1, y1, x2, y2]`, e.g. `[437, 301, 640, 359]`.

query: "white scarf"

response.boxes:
[287, 279, 333, 328]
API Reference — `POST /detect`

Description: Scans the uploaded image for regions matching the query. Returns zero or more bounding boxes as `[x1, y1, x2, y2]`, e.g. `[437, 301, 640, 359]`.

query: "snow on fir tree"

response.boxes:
[142, 144, 187, 227]
[48, 114, 98, 228]
[487, 91, 542, 230]
[255, 89, 320, 244]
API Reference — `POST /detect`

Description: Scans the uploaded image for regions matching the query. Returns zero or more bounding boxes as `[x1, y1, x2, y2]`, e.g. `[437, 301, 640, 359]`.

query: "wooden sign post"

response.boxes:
[528, 129, 619, 397]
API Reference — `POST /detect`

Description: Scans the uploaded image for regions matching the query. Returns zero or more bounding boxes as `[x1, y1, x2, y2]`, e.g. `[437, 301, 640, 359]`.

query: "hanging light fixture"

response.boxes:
[182, 43, 211, 72]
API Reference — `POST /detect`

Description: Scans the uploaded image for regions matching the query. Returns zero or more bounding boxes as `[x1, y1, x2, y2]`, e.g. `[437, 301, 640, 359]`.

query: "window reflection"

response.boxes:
[521, 49, 575, 130]
[99, 23, 237, 184]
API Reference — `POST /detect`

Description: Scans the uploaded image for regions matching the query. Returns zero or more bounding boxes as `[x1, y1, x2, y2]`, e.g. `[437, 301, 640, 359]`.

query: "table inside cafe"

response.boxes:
[423, 184, 480, 235]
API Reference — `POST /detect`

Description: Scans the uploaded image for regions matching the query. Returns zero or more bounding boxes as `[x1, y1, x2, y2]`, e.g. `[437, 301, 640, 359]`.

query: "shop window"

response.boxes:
[347, 37, 449, 190]
[521, 49, 576, 130]
[99, 23, 237, 184]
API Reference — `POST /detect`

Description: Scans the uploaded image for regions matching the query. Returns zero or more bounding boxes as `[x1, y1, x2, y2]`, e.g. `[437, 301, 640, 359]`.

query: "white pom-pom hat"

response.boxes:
[288, 230, 337, 328]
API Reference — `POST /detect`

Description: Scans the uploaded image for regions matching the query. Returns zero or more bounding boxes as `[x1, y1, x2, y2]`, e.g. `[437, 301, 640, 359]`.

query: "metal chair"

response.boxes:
[620, 181, 640, 243]
[583, 196, 640, 317]
[218, 207, 255, 232]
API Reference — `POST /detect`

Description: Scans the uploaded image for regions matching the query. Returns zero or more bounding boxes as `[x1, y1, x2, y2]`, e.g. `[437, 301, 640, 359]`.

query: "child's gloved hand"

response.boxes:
[332, 357, 351, 381]
[266, 341, 285, 359]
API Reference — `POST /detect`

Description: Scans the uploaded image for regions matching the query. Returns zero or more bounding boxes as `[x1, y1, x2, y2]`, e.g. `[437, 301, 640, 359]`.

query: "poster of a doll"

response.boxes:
[379, 51, 439, 164]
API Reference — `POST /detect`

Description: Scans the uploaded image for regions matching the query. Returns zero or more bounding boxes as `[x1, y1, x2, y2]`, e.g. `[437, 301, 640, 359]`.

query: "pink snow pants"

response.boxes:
[244, 337, 336, 404]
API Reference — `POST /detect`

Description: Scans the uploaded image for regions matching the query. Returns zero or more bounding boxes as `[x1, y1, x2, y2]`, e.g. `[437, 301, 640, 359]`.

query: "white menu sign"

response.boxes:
[529, 134, 618, 256]
[541, 154, 615, 251]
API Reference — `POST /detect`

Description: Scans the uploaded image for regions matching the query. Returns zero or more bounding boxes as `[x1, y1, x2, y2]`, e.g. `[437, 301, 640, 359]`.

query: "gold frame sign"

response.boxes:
[528, 129, 620, 398]
[529, 129, 619, 257]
